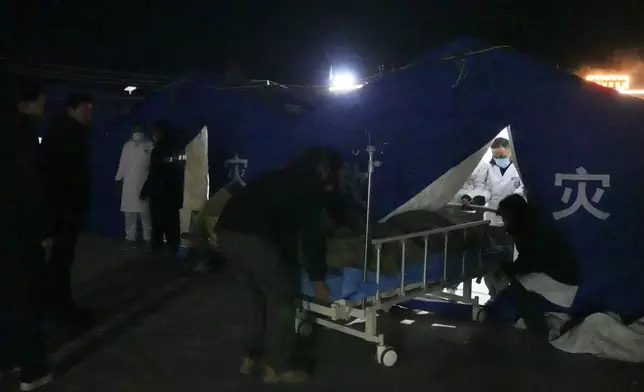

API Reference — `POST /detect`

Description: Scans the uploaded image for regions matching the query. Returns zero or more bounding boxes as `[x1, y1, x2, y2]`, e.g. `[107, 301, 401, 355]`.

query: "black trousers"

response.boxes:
[48, 219, 80, 313]
[506, 276, 549, 338]
[217, 230, 299, 371]
[0, 306, 47, 381]
[149, 200, 180, 253]
[0, 238, 48, 382]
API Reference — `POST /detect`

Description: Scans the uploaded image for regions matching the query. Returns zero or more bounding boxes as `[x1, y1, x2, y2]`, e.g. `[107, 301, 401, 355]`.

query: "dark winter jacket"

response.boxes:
[217, 167, 329, 282]
[500, 195, 581, 286]
[140, 135, 185, 209]
[1, 110, 49, 305]
[2, 111, 50, 238]
[41, 115, 92, 222]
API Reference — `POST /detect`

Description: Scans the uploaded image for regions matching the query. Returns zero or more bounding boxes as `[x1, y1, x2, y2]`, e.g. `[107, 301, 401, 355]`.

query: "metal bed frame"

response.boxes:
[296, 145, 495, 367]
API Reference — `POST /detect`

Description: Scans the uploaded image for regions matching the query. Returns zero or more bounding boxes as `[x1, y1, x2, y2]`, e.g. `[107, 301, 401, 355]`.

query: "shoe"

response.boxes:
[20, 374, 53, 391]
[262, 364, 308, 384]
[239, 358, 256, 374]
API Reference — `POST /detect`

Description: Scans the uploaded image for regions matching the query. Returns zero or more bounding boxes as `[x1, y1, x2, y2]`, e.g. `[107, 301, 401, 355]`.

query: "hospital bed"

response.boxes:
[295, 145, 507, 367]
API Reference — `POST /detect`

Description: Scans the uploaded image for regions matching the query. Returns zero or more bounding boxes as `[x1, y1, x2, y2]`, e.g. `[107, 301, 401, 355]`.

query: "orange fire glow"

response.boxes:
[585, 74, 630, 91]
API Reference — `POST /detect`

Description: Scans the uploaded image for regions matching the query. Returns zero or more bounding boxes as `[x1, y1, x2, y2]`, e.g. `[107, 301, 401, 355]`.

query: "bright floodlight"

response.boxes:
[124, 86, 137, 94]
[329, 72, 363, 92]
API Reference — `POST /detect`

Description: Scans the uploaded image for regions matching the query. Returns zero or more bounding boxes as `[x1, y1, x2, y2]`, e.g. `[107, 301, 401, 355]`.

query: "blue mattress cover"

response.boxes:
[301, 246, 510, 301]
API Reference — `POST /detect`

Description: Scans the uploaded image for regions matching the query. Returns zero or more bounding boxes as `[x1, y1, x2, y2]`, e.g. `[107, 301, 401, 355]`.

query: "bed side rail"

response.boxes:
[369, 219, 491, 302]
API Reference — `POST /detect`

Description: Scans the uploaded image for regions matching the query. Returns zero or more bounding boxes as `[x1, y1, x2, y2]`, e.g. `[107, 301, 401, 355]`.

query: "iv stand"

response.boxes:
[362, 144, 381, 281]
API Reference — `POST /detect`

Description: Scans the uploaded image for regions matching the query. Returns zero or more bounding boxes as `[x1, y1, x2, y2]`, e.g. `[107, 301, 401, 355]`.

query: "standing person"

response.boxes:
[461, 137, 524, 226]
[41, 92, 93, 326]
[453, 159, 489, 207]
[445, 159, 489, 294]
[115, 123, 154, 249]
[216, 147, 341, 384]
[0, 77, 53, 390]
[461, 137, 524, 297]
[140, 121, 185, 259]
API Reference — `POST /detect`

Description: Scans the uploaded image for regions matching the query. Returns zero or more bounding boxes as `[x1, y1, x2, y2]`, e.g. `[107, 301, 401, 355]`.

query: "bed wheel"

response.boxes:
[474, 306, 487, 323]
[296, 320, 313, 337]
[376, 345, 398, 367]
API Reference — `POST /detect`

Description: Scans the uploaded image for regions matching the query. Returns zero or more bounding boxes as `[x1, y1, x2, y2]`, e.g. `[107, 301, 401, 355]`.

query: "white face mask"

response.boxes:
[132, 132, 144, 142]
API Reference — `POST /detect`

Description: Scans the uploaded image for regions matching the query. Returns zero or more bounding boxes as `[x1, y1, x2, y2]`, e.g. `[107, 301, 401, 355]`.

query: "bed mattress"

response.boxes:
[301, 245, 511, 301]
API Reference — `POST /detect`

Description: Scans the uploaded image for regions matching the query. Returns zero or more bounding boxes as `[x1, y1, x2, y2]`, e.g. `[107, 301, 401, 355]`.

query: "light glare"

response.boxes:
[329, 72, 363, 92]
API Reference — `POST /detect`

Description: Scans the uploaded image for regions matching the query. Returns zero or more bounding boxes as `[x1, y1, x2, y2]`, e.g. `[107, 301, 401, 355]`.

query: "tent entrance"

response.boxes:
[384, 126, 522, 220]
[380, 126, 523, 302]
[181, 125, 210, 235]
[449, 126, 522, 203]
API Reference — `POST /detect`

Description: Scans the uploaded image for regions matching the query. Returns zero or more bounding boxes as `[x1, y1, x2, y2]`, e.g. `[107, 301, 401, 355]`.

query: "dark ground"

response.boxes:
[1, 234, 642, 391]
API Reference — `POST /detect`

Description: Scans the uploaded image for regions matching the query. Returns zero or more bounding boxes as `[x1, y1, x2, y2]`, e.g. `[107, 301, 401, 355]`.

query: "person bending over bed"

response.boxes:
[216, 146, 343, 384]
[496, 194, 581, 339]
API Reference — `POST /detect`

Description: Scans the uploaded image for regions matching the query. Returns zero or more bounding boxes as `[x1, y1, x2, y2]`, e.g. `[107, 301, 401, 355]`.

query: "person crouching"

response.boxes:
[496, 194, 581, 338]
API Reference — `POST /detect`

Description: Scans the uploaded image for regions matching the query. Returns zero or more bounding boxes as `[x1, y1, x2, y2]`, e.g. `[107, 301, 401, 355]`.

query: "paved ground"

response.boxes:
[2, 235, 643, 391]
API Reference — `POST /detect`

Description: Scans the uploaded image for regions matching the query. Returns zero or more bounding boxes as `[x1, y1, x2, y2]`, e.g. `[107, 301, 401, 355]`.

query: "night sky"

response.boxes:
[2, 1, 644, 85]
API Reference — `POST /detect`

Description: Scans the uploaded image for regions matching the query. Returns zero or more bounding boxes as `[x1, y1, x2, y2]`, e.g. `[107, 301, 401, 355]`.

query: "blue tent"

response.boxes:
[290, 37, 644, 319]
[88, 74, 314, 238]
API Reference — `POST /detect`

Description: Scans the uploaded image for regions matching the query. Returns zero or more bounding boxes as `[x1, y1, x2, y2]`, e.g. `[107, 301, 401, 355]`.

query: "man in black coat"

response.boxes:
[140, 121, 185, 258]
[41, 92, 93, 325]
[216, 147, 342, 384]
[496, 194, 581, 338]
[0, 77, 53, 390]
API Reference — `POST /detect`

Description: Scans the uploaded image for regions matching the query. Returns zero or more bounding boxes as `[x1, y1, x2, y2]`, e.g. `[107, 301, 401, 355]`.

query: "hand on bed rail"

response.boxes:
[312, 281, 331, 303]
[445, 202, 498, 213]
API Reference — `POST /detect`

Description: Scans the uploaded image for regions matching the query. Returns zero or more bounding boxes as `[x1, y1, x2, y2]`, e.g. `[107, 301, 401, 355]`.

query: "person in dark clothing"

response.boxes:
[324, 164, 366, 234]
[216, 146, 343, 384]
[140, 121, 185, 258]
[496, 194, 581, 338]
[41, 92, 93, 326]
[0, 77, 53, 390]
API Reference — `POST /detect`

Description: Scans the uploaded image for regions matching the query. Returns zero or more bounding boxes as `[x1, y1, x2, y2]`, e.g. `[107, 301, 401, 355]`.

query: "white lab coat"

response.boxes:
[115, 139, 154, 212]
[471, 161, 524, 226]
[453, 161, 489, 202]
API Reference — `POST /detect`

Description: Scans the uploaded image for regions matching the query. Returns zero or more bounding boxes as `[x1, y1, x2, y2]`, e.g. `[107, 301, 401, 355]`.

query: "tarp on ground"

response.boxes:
[291, 37, 644, 319]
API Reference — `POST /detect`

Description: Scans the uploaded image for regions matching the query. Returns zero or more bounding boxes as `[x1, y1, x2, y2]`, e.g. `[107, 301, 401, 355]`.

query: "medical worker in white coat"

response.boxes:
[453, 160, 489, 205]
[115, 124, 154, 248]
[461, 137, 524, 296]
[461, 137, 524, 226]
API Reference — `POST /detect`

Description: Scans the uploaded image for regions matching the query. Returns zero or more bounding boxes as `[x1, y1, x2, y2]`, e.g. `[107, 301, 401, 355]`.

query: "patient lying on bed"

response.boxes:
[320, 205, 513, 276]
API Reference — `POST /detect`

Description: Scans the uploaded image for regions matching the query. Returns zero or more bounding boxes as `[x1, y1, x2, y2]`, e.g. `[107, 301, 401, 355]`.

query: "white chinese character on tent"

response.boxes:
[552, 166, 610, 220]
[225, 155, 248, 187]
